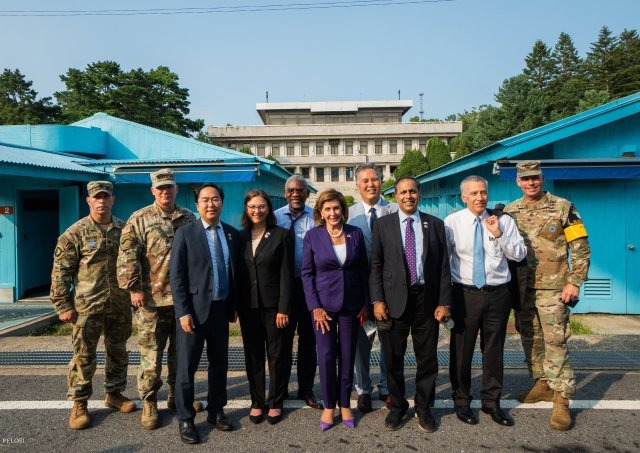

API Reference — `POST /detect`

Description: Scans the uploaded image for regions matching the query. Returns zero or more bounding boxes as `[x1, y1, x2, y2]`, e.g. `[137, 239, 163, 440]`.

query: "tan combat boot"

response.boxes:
[69, 401, 91, 430]
[550, 392, 572, 431]
[104, 392, 136, 413]
[141, 398, 159, 430]
[517, 379, 554, 403]
[167, 387, 203, 413]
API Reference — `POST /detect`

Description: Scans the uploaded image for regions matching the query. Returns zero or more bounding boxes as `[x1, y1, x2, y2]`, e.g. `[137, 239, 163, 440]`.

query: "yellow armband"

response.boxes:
[564, 223, 587, 242]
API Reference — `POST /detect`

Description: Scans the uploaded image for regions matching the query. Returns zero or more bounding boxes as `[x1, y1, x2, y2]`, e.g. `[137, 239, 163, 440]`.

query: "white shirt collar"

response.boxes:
[362, 198, 382, 213]
[462, 208, 488, 223]
[398, 210, 420, 224]
[201, 218, 221, 230]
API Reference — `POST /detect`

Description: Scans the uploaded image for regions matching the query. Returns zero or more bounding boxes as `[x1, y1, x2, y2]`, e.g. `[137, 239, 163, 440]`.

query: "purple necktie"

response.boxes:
[404, 217, 418, 286]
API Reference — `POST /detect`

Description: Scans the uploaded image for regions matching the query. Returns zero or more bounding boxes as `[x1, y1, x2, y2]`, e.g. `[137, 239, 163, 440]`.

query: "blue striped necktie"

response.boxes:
[472, 217, 486, 289]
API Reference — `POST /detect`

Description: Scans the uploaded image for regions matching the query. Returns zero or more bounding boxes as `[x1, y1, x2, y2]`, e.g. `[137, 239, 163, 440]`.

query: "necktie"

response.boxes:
[369, 207, 378, 231]
[404, 217, 418, 286]
[472, 217, 486, 289]
[213, 225, 228, 300]
[289, 212, 302, 246]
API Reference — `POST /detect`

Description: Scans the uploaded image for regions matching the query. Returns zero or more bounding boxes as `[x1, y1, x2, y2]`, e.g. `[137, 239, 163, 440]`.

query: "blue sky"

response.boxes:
[1, 0, 638, 127]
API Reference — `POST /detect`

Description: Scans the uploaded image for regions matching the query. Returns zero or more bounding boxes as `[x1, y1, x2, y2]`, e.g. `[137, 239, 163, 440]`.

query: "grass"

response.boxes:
[569, 317, 593, 335]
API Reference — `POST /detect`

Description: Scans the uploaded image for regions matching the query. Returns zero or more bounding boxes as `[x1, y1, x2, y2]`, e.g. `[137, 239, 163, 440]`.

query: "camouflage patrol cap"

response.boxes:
[150, 168, 177, 188]
[87, 181, 113, 197]
[516, 160, 542, 177]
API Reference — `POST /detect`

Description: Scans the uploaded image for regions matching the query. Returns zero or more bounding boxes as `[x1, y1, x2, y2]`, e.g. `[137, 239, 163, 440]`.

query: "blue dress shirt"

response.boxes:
[397, 210, 425, 285]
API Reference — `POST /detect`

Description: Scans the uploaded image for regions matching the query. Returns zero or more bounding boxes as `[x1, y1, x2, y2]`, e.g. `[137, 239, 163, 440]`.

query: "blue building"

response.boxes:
[387, 93, 640, 314]
[0, 113, 294, 303]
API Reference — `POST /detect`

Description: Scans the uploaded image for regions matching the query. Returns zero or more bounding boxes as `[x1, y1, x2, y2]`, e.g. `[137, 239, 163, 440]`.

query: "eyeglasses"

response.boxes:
[285, 188, 306, 194]
[198, 198, 220, 206]
[246, 204, 268, 211]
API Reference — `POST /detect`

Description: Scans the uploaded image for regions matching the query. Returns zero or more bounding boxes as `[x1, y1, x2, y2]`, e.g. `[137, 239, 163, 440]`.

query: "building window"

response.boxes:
[301, 167, 310, 179]
[329, 139, 339, 155]
[330, 144, 339, 155]
[229, 143, 237, 150]
[331, 167, 339, 182]
[345, 141, 353, 155]
[316, 167, 325, 182]
[287, 142, 295, 156]
[301, 142, 309, 156]
[375, 140, 382, 154]
[390, 165, 398, 176]
[419, 139, 427, 153]
[271, 143, 280, 156]
[316, 142, 324, 155]
[285, 167, 296, 174]
[257, 143, 265, 157]
[360, 141, 368, 154]
[345, 166, 354, 181]
[404, 140, 413, 151]
[389, 140, 397, 154]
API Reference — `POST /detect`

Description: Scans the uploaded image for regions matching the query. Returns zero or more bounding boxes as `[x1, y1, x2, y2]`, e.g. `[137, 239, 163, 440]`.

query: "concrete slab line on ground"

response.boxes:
[0, 400, 638, 410]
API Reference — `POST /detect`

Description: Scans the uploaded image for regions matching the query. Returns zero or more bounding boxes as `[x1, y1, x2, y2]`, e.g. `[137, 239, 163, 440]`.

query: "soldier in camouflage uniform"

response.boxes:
[117, 169, 198, 430]
[504, 161, 590, 431]
[50, 181, 136, 430]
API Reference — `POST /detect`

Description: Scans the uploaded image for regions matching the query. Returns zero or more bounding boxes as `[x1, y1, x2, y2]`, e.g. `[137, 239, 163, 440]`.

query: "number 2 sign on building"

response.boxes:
[0, 206, 14, 215]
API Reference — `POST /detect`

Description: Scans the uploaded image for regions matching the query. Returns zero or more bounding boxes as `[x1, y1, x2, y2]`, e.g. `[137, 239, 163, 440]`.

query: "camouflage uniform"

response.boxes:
[505, 189, 590, 398]
[117, 201, 196, 400]
[51, 194, 131, 401]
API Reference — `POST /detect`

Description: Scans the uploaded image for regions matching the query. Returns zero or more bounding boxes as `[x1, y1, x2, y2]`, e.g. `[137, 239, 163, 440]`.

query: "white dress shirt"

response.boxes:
[361, 199, 382, 229]
[397, 210, 425, 285]
[444, 209, 526, 286]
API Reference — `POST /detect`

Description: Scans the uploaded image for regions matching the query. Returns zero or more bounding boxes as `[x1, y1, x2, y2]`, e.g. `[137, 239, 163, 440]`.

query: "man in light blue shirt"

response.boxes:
[274, 175, 322, 409]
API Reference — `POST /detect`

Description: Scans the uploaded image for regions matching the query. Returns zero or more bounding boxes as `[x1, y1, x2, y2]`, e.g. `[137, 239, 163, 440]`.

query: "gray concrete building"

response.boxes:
[208, 100, 463, 198]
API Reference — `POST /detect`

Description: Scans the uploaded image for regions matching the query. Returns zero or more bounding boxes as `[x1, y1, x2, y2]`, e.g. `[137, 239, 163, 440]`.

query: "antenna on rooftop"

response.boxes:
[266, 91, 269, 103]
[398, 90, 401, 100]
[419, 93, 424, 120]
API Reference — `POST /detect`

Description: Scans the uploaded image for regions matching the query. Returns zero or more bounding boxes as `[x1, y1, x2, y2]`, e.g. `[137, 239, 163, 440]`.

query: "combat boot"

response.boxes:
[517, 379, 554, 403]
[104, 392, 136, 413]
[167, 387, 203, 413]
[141, 398, 159, 430]
[550, 392, 572, 431]
[69, 401, 91, 430]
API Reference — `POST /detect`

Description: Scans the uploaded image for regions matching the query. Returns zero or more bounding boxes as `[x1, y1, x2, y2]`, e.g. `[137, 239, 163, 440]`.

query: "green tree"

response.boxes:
[610, 29, 640, 97]
[523, 40, 555, 90]
[584, 26, 618, 94]
[238, 147, 253, 155]
[449, 136, 469, 159]
[426, 138, 451, 170]
[577, 89, 611, 112]
[0, 68, 60, 124]
[264, 154, 280, 165]
[394, 149, 429, 179]
[55, 61, 204, 136]
[494, 74, 549, 135]
[548, 32, 585, 117]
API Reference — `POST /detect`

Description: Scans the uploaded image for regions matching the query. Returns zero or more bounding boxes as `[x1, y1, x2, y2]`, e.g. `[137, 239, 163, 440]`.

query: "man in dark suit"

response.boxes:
[170, 183, 240, 444]
[370, 176, 452, 433]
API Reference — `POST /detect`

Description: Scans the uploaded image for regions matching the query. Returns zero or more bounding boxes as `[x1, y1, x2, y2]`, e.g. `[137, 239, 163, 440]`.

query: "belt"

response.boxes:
[454, 282, 509, 293]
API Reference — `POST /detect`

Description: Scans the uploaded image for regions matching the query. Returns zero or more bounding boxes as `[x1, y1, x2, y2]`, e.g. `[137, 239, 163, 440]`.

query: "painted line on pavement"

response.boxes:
[0, 399, 638, 410]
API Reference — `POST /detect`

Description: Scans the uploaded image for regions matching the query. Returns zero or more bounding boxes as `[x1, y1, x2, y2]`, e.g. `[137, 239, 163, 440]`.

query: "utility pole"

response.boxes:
[419, 93, 424, 121]
[398, 89, 401, 100]
[266, 91, 269, 103]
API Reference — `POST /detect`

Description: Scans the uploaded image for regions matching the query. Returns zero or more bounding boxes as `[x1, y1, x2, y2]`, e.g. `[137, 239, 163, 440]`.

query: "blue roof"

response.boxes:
[0, 143, 107, 175]
[387, 91, 640, 192]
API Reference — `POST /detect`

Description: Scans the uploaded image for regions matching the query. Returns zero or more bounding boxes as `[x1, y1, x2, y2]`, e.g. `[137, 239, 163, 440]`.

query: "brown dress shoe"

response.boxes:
[69, 401, 91, 430]
[357, 394, 372, 413]
[299, 393, 323, 410]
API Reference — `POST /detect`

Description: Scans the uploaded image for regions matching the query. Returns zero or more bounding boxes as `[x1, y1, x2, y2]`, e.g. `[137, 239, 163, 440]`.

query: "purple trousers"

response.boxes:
[314, 310, 358, 409]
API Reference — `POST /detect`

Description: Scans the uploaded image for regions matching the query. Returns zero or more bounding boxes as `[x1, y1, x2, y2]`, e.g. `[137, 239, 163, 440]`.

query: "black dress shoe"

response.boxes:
[481, 406, 514, 426]
[357, 394, 372, 413]
[207, 410, 233, 431]
[298, 393, 323, 410]
[455, 407, 478, 425]
[179, 420, 200, 444]
[415, 408, 437, 433]
[384, 406, 408, 431]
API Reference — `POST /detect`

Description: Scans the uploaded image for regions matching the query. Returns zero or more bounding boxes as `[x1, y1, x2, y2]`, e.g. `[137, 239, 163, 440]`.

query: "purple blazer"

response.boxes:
[301, 223, 369, 313]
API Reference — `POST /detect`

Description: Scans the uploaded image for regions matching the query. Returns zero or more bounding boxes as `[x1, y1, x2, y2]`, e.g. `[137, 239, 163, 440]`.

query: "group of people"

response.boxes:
[50, 159, 590, 444]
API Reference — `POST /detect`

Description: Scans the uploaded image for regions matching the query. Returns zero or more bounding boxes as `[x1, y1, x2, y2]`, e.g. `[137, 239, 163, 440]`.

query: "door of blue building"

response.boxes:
[626, 181, 640, 313]
[555, 181, 627, 314]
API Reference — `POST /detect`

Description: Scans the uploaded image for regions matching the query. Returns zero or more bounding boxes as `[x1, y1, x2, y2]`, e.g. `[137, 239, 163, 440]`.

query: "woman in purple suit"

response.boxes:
[301, 189, 369, 431]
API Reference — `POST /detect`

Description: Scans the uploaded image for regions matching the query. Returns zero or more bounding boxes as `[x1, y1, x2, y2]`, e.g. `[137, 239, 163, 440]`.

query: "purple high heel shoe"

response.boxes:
[320, 420, 334, 432]
[342, 418, 356, 428]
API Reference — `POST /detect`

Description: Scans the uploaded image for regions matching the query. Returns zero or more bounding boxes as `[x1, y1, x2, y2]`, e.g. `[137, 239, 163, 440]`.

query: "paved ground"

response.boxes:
[0, 369, 638, 452]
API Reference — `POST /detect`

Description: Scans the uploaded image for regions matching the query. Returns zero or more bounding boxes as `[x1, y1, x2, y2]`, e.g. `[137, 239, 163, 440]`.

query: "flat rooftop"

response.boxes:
[256, 100, 413, 122]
